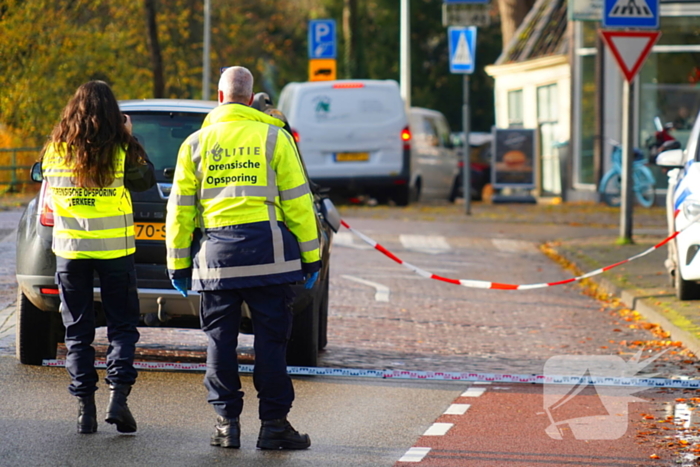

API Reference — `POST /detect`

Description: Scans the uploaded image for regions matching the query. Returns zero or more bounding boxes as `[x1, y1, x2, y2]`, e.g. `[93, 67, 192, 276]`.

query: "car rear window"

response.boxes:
[297, 87, 403, 125]
[128, 112, 207, 174]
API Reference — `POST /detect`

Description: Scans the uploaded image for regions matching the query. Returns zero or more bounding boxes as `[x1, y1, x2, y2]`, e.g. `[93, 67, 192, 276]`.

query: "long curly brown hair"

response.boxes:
[45, 81, 146, 188]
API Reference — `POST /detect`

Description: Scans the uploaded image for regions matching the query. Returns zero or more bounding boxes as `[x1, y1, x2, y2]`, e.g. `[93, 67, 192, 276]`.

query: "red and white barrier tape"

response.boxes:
[41, 359, 699, 388]
[340, 220, 681, 290]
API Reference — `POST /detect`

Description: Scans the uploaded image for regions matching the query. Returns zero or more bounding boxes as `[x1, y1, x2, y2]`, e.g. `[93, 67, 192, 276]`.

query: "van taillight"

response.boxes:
[401, 127, 411, 150]
[332, 83, 365, 89]
[291, 129, 300, 143]
[39, 182, 54, 227]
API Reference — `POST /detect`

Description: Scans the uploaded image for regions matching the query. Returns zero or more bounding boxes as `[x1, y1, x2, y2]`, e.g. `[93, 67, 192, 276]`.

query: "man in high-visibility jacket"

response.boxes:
[166, 66, 319, 450]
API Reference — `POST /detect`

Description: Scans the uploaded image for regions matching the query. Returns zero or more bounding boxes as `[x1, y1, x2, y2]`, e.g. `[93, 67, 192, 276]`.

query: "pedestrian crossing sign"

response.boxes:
[448, 27, 477, 74]
[603, 0, 659, 28]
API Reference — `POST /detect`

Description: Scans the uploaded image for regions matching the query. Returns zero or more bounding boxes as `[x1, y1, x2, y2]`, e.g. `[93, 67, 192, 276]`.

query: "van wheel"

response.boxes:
[16, 290, 62, 365]
[393, 181, 420, 206]
[286, 291, 319, 367]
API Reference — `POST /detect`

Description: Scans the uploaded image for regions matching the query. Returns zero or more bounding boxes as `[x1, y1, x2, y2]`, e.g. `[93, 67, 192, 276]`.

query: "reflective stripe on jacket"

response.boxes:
[166, 103, 321, 290]
[42, 143, 135, 260]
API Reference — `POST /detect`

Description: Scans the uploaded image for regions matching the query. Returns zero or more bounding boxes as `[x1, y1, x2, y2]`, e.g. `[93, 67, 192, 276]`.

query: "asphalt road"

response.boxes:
[0, 204, 697, 466]
[0, 356, 464, 467]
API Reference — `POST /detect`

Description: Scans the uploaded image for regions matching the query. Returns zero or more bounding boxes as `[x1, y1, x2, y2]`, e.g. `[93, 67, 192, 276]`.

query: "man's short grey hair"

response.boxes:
[218, 66, 254, 104]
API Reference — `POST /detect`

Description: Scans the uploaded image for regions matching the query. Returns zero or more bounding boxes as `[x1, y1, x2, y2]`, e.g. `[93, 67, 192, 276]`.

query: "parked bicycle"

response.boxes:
[599, 142, 656, 207]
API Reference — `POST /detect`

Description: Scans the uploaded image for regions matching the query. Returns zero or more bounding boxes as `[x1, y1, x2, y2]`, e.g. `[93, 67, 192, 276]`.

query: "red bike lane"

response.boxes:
[395, 382, 687, 467]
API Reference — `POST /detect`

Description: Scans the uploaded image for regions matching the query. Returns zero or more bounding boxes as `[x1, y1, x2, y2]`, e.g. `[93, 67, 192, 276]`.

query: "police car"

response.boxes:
[15, 98, 337, 367]
[656, 115, 700, 300]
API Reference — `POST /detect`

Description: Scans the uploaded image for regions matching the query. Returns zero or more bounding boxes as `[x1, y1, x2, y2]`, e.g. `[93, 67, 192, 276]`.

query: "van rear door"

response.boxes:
[287, 81, 407, 181]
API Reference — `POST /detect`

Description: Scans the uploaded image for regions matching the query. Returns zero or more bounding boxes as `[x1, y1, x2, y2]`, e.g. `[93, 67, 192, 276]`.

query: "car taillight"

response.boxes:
[40, 287, 60, 295]
[291, 129, 300, 143]
[38, 181, 54, 227]
[401, 126, 411, 150]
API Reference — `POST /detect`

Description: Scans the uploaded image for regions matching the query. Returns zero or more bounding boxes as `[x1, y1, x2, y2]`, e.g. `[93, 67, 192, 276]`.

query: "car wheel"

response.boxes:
[16, 289, 62, 365]
[286, 289, 319, 367]
[392, 179, 420, 206]
[393, 185, 411, 206]
[448, 175, 460, 203]
[318, 275, 329, 351]
[674, 249, 700, 300]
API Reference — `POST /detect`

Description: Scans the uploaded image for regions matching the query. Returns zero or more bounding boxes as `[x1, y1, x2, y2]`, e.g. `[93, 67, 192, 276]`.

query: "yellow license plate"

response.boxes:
[335, 152, 369, 162]
[135, 222, 166, 241]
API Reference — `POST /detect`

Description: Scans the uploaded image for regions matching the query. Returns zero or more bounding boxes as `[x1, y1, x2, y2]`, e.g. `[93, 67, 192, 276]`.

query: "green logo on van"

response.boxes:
[313, 96, 331, 118]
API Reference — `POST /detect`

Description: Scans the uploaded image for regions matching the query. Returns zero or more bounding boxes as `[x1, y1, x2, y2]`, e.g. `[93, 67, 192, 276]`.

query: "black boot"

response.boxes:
[105, 384, 137, 433]
[210, 416, 241, 449]
[257, 418, 310, 450]
[77, 394, 97, 434]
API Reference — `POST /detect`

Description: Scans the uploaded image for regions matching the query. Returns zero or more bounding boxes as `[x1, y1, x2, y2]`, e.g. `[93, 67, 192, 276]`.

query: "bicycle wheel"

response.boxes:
[600, 171, 622, 207]
[634, 166, 656, 207]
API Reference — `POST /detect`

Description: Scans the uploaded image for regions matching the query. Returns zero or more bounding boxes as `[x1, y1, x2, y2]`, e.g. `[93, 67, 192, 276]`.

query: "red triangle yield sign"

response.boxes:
[600, 30, 661, 82]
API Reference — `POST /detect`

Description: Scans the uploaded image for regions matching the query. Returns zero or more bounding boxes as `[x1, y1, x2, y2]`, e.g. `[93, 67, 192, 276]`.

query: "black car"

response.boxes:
[449, 132, 493, 202]
[15, 99, 338, 367]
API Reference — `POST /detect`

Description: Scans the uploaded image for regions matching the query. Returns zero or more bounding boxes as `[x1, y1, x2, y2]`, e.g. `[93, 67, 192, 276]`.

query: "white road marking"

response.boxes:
[334, 232, 372, 249]
[399, 235, 451, 254]
[398, 447, 431, 463]
[492, 238, 535, 253]
[352, 265, 459, 273]
[461, 387, 486, 397]
[423, 422, 453, 436]
[444, 403, 470, 415]
[341, 275, 390, 302]
[473, 382, 492, 385]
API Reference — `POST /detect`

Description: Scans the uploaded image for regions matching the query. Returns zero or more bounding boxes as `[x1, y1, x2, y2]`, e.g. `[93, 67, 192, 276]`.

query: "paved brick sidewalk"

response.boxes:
[551, 234, 700, 357]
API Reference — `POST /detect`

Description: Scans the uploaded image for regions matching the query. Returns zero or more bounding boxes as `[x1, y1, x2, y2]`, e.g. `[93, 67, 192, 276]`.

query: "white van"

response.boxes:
[278, 79, 415, 204]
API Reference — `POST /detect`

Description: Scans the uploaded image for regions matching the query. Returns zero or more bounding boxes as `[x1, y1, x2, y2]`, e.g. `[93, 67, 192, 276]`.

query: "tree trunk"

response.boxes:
[497, 0, 535, 51]
[144, 0, 164, 98]
[342, 0, 357, 78]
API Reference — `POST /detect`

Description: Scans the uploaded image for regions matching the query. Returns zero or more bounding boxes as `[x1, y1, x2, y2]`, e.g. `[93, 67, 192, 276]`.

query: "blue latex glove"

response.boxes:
[304, 271, 319, 290]
[171, 278, 191, 297]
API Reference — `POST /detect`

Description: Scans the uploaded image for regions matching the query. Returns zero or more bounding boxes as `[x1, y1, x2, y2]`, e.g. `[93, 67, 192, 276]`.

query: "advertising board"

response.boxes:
[491, 128, 536, 188]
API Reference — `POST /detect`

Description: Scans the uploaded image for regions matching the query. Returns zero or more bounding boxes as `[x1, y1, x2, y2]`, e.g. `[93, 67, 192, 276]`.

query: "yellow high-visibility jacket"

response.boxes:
[42, 143, 135, 260]
[166, 103, 321, 290]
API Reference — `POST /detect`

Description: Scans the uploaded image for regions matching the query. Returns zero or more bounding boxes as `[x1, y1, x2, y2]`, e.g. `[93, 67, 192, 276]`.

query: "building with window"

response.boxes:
[486, 0, 700, 202]
[485, 0, 570, 198]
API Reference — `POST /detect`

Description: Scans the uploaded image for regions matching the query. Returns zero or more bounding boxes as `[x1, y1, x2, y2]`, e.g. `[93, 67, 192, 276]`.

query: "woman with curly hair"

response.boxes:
[41, 80, 155, 434]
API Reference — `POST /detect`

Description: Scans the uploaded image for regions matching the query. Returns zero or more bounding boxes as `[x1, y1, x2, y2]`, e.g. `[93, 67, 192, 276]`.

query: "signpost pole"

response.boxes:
[462, 75, 472, 215]
[619, 78, 634, 242]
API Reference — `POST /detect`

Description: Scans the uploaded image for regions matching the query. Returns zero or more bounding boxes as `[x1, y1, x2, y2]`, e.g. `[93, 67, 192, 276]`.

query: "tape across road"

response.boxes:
[340, 220, 682, 290]
[42, 359, 699, 388]
[39, 219, 700, 389]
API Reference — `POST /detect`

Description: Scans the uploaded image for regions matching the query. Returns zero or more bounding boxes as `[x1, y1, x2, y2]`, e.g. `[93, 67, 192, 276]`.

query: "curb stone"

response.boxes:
[595, 276, 700, 357]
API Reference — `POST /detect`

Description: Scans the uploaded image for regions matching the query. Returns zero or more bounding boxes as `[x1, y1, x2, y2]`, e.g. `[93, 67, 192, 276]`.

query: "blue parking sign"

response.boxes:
[603, 0, 659, 28]
[448, 27, 477, 74]
[308, 19, 336, 59]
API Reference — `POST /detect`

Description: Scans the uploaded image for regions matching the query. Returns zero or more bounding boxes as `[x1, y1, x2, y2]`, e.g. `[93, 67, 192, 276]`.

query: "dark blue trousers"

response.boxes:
[56, 255, 140, 397]
[200, 285, 295, 421]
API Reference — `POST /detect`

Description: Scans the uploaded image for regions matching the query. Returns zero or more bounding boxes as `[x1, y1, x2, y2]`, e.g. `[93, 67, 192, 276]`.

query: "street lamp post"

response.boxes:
[202, 0, 211, 100]
[400, 0, 411, 108]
